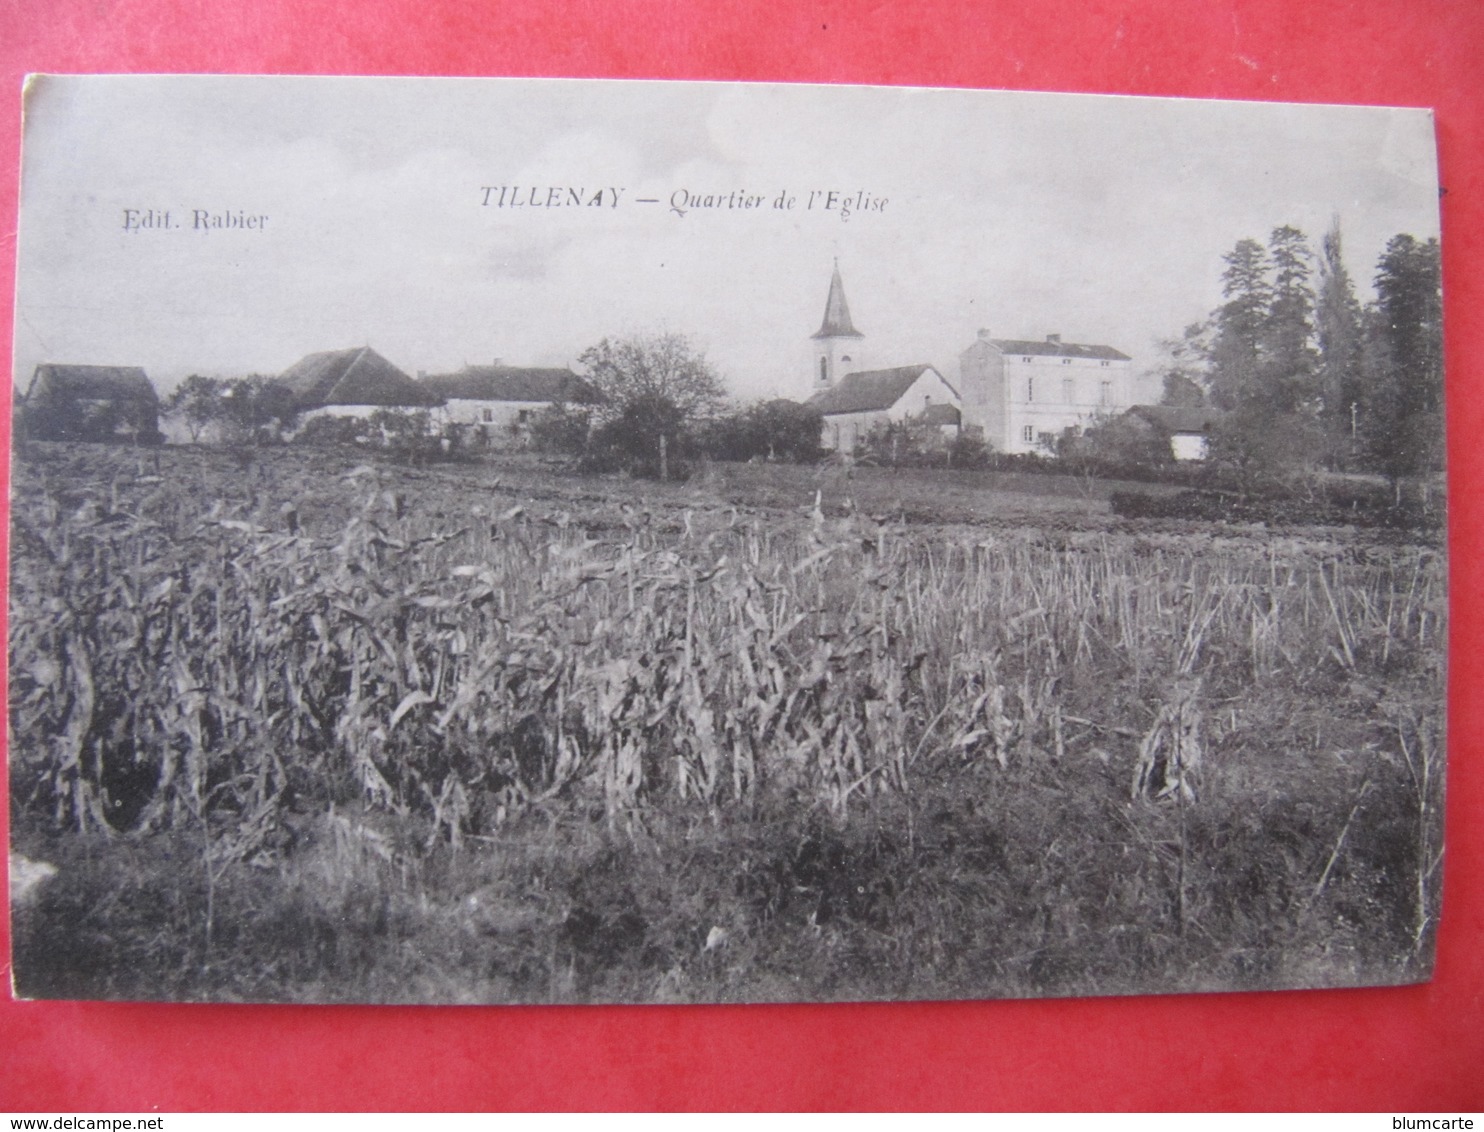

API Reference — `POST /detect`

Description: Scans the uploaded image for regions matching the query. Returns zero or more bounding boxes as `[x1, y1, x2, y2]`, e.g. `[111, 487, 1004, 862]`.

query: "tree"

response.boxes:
[222, 377, 300, 443]
[578, 333, 728, 425]
[1360, 234, 1444, 492]
[1207, 238, 1271, 411]
[1314, 219, 1366, 466]
[1261, 225, 1319, 414]
[1152, 322, 1212, 408]
[1201, 229, 1324, 488]
[163, 375, 300, 444]
[164, 375, 227, 442]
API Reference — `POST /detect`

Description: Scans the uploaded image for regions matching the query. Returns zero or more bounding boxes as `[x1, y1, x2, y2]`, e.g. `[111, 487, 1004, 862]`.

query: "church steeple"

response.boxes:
[807, 260, 865, 398]
[812, 259, 864, 340]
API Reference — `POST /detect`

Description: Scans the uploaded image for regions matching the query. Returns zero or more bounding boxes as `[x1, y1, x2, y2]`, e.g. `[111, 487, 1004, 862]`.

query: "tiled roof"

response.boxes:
[808, 365, 952, 415]
[1126, 404, 1225, 433]
[987, 338, 1131, 361]
[28, 364, 157, 404]
[811, 263, 863, 340]
[422, 366, 602, 404]
[278, 347, 441, 409]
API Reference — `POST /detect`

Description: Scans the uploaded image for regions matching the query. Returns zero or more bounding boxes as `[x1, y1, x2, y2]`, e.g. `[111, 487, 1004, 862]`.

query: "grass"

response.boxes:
[7, 442, 1447, 1002]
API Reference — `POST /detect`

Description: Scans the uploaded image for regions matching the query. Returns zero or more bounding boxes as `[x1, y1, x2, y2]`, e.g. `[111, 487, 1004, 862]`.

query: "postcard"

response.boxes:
[7, 76, 1444, 1003]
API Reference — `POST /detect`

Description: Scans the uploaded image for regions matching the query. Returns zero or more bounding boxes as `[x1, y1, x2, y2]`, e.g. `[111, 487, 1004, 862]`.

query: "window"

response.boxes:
[1061, 358, 1072, 365]
[1022, 424, 1035, 444]
[819, 356, 828, 384]
[480, 408, 493, 423]
[1100, 360, 1111, 368]
[1100, 381, 1112, 406]
[1026, 376, 1034, 401]
[1022, 356, 1033, 363]
[517, 409, 532, 423]
[1061, 378, 1074, 403]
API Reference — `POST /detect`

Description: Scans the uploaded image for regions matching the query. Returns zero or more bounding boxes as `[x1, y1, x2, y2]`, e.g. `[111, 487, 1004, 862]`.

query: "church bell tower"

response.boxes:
[808, 260, 864, 399]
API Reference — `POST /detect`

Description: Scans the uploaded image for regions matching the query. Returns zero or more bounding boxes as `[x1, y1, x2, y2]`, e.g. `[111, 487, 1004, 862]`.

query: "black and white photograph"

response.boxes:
[6, 75, 1446, 1004]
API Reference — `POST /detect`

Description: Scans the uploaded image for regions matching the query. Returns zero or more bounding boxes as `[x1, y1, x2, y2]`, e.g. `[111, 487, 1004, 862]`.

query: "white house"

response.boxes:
[420, 363, 602, 447]
[959, 329, 1135, 454]
[278, 346, 441, 422]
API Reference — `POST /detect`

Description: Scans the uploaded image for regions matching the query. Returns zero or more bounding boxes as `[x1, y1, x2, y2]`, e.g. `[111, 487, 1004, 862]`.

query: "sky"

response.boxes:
[12, 75, 1440, 404]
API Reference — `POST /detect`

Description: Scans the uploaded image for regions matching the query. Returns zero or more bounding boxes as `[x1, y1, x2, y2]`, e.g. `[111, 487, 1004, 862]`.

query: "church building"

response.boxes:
[805, 263, 959, 453]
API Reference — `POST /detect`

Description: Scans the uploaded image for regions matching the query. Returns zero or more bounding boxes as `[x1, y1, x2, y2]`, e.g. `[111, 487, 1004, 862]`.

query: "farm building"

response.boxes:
[421, 363, 602, 446]
[808, 364, 961, 453]
[21, 363, 162, 443]
[277, 346, 441, 421]
[958, 329, 1135, 454]
[1123, 404, 1225, 461]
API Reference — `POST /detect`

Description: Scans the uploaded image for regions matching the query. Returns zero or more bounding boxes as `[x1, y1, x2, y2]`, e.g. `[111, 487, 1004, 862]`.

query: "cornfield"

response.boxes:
[7, 444, 1448, 1002]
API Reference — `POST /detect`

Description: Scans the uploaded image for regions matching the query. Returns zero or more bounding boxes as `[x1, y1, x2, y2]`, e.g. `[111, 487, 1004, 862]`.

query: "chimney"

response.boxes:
[978, 328, 992, 340]
[1046, 334, 1061, 345]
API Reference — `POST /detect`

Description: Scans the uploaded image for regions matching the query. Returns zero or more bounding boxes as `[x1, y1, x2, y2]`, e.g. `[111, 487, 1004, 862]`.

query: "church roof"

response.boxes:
[811, 263, 863, 340]
[807, 365, 953, 415]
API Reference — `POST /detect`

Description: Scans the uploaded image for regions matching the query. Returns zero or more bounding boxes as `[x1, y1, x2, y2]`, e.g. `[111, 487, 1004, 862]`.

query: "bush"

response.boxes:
[702, 400, 824, 464]
[530, 404, 592, 456]
[294, 415, 371, 448]
[582, 393, 695, 479]
[1109, 487, 1442, 531]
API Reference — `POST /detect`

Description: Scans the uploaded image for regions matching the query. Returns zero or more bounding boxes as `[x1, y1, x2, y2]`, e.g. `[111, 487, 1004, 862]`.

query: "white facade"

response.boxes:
[440, 398, 548, 445]
[819, 366, 960, 452]
[810, 334, 866, 400]
[1170, 433, 1210, 462]
[960, 331, 1135, 455]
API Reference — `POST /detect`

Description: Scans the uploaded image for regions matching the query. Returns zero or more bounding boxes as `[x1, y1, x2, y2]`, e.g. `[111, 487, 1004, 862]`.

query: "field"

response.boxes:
[7, 442, 1447, 1003]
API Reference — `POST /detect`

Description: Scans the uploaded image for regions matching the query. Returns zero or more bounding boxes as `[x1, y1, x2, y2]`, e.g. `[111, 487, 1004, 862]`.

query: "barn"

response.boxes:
[420, 363, 602, 446]
[21, 363, 162, 443]
[277, 346, 442, 421]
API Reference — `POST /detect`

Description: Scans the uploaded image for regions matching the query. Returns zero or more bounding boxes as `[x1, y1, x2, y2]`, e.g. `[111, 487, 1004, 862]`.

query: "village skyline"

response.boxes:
[12, 76, 1440, 402]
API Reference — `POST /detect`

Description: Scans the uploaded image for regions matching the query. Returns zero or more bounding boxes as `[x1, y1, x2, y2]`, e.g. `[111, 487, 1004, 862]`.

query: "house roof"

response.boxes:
[982, 337, 1131, 362]
[1126, 404, 1225, 433]
[807, 365, 954, 415]
[422, 366, 602, 404]
[28, 364, 157, 404]
[811, 263, 863, 340]
[278, 347, 441, 410]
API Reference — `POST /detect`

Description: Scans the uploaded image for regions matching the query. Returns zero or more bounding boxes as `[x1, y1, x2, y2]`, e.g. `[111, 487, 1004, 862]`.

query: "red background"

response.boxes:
[1, 0, 1480, 1112]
